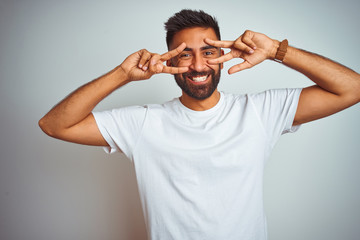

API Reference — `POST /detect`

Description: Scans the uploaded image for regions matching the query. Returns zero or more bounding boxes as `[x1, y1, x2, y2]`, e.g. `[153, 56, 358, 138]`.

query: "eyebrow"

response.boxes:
[183, 45, 219, 52]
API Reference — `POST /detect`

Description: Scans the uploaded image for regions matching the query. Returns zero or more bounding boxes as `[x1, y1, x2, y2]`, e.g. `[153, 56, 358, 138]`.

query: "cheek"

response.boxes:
[209, 63, 221, 72]
[175, 59, 192, 67]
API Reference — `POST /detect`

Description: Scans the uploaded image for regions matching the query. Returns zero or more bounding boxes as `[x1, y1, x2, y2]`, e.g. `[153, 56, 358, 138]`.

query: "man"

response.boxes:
[39, 9, 359, 240]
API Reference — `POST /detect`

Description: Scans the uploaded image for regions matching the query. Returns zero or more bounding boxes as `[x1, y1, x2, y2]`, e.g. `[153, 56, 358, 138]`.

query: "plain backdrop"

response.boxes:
[0, 0, 359, 239]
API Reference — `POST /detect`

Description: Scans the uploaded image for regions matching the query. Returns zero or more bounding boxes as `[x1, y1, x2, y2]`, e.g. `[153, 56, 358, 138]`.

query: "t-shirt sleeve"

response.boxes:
[249, 88, 302, 148]
[92, 105, 148, 159]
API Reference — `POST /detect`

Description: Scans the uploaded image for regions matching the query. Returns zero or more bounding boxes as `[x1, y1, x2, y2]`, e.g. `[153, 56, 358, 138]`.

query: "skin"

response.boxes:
[204, 30, 360, 125]
[167, 27, 224, 110]
[38, 27, 360, 148]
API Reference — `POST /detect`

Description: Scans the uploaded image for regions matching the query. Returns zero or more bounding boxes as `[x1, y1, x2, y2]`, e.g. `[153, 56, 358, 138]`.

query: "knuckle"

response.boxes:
[156, 63, 163, 73]
[174, 47, 182, 53]
[234, 42, 244, 49]
[162, 52, 170, 58]
[140, 48, 149, 54]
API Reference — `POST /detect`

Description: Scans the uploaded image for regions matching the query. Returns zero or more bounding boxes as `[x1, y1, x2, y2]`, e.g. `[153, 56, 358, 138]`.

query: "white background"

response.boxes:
[0, 0, 359, 239]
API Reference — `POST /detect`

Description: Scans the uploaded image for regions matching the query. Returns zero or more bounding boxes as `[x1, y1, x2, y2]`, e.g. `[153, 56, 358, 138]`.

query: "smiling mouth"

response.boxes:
[189, 75, 209, 82]
[182, 70, 214, 84]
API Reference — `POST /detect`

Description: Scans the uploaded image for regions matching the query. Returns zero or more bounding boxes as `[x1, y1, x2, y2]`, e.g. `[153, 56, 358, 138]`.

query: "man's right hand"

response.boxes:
[39, 43, 189, 147]
[119, 42, 189, 82]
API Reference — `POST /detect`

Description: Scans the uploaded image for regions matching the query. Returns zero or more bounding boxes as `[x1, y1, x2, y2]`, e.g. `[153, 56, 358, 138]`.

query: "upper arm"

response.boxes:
[42, 113, 109, 147]
[293, 85, 358, 126]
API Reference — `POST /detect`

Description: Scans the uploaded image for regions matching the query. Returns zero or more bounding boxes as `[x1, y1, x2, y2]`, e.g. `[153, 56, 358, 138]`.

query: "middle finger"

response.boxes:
[207, 52, 234, 64]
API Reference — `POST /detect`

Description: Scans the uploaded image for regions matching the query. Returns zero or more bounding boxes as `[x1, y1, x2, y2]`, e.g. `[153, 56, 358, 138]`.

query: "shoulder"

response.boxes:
[106, 104, 148, 116]
[92, 105, 149, 126]
[247, 88, 302, 104]
[249, 88, 302, 97]
[93, 98, 179, 120]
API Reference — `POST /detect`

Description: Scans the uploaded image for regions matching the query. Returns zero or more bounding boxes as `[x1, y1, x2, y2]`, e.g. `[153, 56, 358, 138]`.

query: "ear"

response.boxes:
[220, 49, 225, 69]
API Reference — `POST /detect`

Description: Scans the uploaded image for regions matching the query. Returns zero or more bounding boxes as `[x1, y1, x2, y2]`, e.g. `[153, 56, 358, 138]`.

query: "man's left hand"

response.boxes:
[205, 30, 277, 74]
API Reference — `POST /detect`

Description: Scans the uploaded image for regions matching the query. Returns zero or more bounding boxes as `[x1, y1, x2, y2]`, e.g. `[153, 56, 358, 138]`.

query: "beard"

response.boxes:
[174, 67, 221, 100]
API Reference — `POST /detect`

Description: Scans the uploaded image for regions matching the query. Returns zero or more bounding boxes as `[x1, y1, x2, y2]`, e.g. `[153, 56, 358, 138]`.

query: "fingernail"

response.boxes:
[249, 49, 254, 54]
[139, 64, 143, 68]
[143, 66, 148, 70]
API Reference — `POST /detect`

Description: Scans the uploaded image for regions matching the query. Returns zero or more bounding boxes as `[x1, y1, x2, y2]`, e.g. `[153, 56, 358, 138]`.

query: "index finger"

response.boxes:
[204, 38, 234, 48]
[162, 65, 189, 74]
[161, 42, 187, 61]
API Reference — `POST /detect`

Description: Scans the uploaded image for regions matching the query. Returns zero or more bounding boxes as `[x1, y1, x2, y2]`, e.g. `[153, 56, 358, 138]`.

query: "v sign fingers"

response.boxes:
[205, 30, 276, 74]
[146, 42, 188, 74]
[160, 42, 189, 74]
[161, 42, 187, 61]
[205, 37, 255, 66]
[120, 43, 188, 82]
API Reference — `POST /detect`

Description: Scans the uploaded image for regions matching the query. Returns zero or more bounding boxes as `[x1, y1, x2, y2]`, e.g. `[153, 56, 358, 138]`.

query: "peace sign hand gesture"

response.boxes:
[205, 30, 277, 74]
[120, 43, 189, 82]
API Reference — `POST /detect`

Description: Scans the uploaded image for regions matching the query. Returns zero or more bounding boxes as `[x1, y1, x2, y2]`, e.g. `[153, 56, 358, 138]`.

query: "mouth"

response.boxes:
[189, 75, 209, 82]
[184, 72, 212, 85]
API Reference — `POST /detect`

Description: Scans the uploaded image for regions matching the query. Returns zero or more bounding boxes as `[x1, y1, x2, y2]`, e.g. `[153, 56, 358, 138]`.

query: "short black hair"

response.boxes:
[164, 9, 221, 49]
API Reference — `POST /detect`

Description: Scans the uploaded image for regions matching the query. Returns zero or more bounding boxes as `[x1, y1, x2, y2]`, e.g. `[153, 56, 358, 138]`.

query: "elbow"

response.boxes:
[38, 116, 56, 137]
[353, 74, 360, 103]
[342, 77, 360, 104]
[356, 83, 360, 103]
[349, 82, 360, 104]
[38, 115, 69, 140]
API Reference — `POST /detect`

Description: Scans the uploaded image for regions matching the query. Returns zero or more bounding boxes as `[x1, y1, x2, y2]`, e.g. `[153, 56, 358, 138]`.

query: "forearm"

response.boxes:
[277, 43, 360, 100]
[39, 66, 128, 135]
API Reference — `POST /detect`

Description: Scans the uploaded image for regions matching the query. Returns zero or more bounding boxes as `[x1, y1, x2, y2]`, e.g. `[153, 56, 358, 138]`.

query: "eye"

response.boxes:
[179, 53, 191, 59]
[203, 50, 218, 58]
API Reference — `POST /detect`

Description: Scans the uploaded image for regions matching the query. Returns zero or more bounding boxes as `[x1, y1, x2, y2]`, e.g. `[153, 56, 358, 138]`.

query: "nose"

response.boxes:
[189, 53, 206, 72]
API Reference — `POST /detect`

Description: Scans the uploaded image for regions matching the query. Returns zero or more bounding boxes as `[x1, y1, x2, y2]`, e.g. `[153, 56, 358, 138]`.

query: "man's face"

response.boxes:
[168, 27, 223, 100]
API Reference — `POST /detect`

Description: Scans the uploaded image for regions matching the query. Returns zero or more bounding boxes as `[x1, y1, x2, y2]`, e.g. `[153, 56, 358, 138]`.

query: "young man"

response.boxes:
[39, 9, 360, 240]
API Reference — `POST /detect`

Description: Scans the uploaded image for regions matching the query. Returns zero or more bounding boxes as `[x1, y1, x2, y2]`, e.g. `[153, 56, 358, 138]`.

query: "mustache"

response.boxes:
[182, 70, 215, 78]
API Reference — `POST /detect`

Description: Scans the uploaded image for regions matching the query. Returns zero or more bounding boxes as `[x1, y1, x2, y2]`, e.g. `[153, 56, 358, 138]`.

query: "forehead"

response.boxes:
[170, 27, 218, 50]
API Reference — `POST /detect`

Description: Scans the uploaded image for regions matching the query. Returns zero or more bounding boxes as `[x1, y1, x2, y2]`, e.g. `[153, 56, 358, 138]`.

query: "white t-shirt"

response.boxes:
[93, 89, 302, 240]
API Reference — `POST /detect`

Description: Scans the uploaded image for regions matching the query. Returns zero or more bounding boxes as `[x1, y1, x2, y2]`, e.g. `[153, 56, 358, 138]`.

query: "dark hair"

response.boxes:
[164, 9, 221, 48]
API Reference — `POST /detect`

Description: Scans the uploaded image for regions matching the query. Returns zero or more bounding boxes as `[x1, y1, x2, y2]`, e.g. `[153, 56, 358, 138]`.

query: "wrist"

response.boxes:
[268, 39, 280, 60]
[272, 39, 289, 63]
[114, 65, 132, 85]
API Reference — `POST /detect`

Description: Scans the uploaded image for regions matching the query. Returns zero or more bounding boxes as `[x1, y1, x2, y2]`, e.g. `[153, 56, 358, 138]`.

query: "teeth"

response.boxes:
[192, 75, 208, 82]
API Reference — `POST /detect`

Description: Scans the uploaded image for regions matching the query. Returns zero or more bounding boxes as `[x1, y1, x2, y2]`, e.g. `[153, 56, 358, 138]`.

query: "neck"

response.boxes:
[179, 90, 221, 111]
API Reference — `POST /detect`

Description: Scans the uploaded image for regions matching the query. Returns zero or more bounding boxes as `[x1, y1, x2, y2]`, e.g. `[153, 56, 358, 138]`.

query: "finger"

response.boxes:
[204, 38, 234, 48]
[138, 49, 152, 70]
[241, 30, 257, 50]
[233, 40, 255, 54]
[149, 54, 162, 73]
[242, 36, 257, 50]
[142, 61, 150, 71]
[228, 61, 252, 74]
[207, 52, 234, 64]
[162, 66, 189, 74]
[161, 42, 186, 61]
[154, 63, 164, 74]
